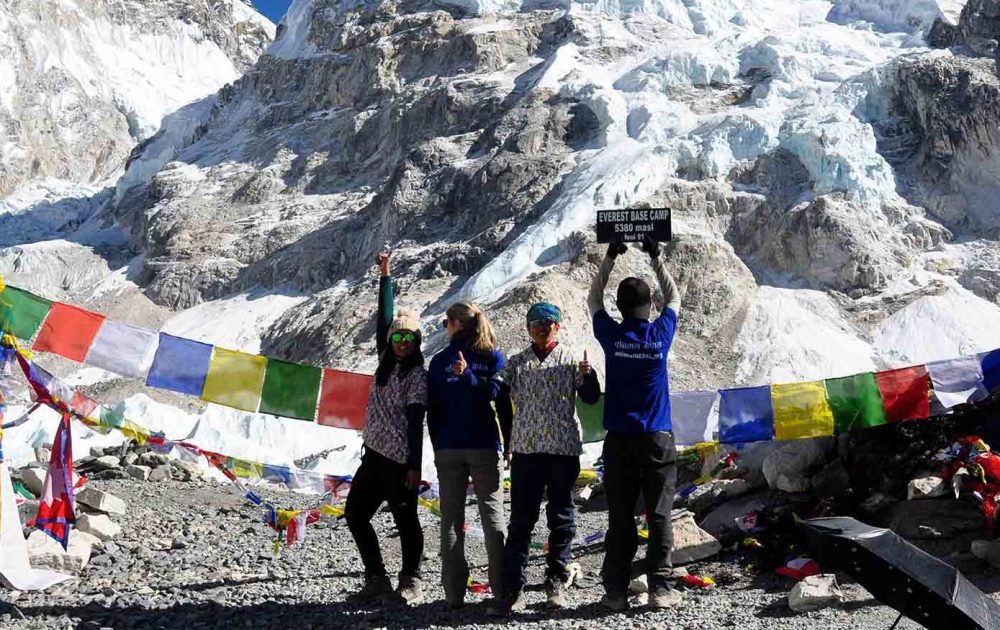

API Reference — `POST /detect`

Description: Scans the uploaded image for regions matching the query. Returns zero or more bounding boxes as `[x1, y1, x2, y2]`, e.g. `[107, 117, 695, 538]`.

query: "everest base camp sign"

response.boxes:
[596, 208, 672, 243]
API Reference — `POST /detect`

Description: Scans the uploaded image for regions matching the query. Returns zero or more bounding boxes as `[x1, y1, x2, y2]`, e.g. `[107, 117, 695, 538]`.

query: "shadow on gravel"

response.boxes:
[176, 571, 362, 593]
[11, 598, 626, 629]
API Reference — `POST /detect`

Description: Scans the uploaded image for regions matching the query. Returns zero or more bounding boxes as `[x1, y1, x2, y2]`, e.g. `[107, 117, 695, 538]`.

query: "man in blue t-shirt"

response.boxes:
[588, 236, 681, 612]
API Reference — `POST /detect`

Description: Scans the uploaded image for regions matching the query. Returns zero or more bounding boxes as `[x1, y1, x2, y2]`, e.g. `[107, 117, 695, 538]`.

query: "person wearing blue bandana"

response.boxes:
[489, 302, 600, 616]
[588, 236, 682, 612]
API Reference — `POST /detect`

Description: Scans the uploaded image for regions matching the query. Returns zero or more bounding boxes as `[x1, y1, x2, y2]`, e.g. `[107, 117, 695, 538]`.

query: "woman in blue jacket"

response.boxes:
[427, 301, 511, 609]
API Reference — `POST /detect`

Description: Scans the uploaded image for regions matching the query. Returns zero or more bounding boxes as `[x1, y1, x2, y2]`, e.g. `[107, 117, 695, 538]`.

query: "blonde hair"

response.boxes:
[446, 301, 496, 354]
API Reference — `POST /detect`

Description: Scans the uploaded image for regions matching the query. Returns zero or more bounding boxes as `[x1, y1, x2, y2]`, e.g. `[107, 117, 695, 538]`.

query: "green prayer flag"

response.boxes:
[825, 372, 887, 433]
[99, 404, 126, 429]
[259, 358, 322, 421]
[578, 395, 606, 443]
[0, 286, 52, 341]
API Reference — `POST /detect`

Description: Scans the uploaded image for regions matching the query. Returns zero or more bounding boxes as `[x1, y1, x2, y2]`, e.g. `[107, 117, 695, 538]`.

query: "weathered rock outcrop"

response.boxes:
[881, 56, 1000, 235]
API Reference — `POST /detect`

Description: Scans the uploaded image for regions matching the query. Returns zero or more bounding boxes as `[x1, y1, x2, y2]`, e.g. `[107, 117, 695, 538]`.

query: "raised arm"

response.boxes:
[642, 238, 680, 314]
[375, 252, 394, 356]
[652, 256, 680, 313]
[588, 242, 627, 317]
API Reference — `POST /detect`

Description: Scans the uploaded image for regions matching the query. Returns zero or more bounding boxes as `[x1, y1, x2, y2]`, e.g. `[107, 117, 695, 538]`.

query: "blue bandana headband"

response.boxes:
[526, 302, 562, 324]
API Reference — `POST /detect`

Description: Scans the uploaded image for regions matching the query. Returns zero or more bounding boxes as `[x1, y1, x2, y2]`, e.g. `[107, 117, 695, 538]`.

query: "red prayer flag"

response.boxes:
[70, 391, 99, 418]
[316, 369, 372, 430]
[874, 365, 931, 423]
[32, 303, 105, 362]
[35, 411, 76, 549]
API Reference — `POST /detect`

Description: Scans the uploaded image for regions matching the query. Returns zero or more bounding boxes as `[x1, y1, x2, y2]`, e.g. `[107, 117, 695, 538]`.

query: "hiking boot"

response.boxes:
[446, 597, 465, 610]
[545, 579, 568, 608]
[601, 591, 629, 612]
[649, 586, 682, 609]
[347, 573, 392, 603]
[396, 575, 424, 606]
[487, 591, 525, 617]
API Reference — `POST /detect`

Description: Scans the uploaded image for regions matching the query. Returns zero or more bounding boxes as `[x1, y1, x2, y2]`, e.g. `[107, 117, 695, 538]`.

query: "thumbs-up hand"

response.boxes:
[578, 350, 591, 377]
[452, 350, 468, 376]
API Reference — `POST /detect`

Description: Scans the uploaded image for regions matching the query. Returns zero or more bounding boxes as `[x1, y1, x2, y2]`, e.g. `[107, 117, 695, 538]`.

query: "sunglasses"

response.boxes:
[528, 319, 556, 329]
[441, 318, 451, 330]
[390, 332, 416, 343]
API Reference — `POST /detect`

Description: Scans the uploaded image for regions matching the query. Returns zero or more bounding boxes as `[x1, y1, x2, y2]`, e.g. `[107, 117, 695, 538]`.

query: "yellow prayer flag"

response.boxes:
[201, 348, 268, 412]
[231, 458, 264, 479]
[771, 381, 835, 440]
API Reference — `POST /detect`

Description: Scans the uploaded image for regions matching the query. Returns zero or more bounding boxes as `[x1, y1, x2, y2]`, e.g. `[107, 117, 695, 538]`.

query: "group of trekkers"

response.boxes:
[343, 236, 681, 615]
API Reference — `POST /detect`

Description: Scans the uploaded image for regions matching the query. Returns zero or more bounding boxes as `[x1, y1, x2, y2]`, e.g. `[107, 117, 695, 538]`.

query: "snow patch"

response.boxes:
[733, 287, 877, 384]
[162, 288, 308, 353]
[874, 284, 1000, 365]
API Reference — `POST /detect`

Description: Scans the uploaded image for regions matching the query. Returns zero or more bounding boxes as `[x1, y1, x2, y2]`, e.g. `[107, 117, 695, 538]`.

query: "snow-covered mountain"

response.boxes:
[3, 0, 1000, 475]
[0, 0, 273, 253]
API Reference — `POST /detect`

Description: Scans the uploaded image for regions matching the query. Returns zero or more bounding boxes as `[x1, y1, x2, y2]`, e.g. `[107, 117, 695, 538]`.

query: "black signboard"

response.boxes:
[596, 208, 672, 243]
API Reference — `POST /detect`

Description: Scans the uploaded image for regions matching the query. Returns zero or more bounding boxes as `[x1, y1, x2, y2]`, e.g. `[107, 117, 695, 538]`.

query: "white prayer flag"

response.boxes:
[0, 462, 73, 590]
[671, 390, 719, 446]
[928, 356, 988, 410]
[85, 320, 159, 379]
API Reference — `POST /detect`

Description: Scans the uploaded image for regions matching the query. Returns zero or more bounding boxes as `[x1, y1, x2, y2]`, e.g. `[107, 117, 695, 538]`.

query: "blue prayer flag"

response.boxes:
[145, 333, 213, 396]
[719, 385, 774, 444]
[980, 349, 1000, 393]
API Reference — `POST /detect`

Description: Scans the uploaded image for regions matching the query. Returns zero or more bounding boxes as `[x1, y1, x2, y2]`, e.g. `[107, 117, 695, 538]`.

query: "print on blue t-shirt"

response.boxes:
[593, 308, 677, 434]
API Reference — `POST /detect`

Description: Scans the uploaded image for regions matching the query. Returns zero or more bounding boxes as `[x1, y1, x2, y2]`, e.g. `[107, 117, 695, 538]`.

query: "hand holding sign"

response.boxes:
[606, 241, 628, 260]
[453, 351, 468, 376]
[579, 350, 591, 377]
[640, 236, 661, 259]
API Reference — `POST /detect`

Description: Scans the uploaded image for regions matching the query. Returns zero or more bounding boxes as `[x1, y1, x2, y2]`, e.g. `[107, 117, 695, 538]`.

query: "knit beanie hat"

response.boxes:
[388, 308, 421, 340]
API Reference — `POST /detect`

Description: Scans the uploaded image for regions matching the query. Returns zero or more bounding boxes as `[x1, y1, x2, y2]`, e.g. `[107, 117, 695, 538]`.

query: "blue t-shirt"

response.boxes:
[427, 338, 506, 451]
[593, 308, 677, 434]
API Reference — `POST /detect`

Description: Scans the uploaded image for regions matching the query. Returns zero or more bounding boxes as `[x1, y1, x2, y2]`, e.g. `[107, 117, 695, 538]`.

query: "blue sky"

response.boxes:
[253, 0, 293, 23]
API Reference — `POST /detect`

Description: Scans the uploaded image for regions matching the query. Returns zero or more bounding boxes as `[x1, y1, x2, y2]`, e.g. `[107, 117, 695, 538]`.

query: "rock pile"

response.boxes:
[10, 442, 207, 576]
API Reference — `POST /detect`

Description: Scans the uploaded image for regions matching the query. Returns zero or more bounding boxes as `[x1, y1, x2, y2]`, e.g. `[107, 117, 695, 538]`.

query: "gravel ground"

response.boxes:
[1, 477, 993, 630]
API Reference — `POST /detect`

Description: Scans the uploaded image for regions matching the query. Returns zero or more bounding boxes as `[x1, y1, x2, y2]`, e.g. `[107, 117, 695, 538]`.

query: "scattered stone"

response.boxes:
[169, 459, 205, 481]
[77, 514, 122, 542]
[689, 479, 752, 513]
[77, 488, 127, 516]
[123, 452, 139, 466]
[126, 465, 152, 481]
[138, 453, 170, 467]
[907, 475, 948, 500]
[788, 574, 843, 613]
[672, 510, 722, 564]
[888, 499, 988, 557]
[90, 446, 109, 458]
[699, 492, 774, 540]
[92, 456, 122, 471]
[810, 459, 851, 498]
[72, 529, 104, 550]
[27, 529, 92, 575]
[762, 439, 831, 493]
[19, 467, 47, 497]
[33, 447, 51, 465]
[971, 539, 1000, 568]
[18, 498, 40, 527]
[859, 492, 896, 513]
[149, 466, 173, 482]
[629, 574, 648, 594]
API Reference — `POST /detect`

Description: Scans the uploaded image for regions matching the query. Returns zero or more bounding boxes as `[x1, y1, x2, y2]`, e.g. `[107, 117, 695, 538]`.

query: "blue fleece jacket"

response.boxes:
[427, 338, 507, 451]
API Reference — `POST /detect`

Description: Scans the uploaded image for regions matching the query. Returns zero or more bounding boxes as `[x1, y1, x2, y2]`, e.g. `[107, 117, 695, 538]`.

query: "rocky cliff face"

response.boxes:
[5, 0, 1000, 390]
[0, 0, 273, 227]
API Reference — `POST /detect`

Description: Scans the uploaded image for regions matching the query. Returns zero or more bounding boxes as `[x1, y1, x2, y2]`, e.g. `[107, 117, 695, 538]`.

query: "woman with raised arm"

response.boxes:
[345, 252, 427, 605]
[426, 301, 512, 610]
